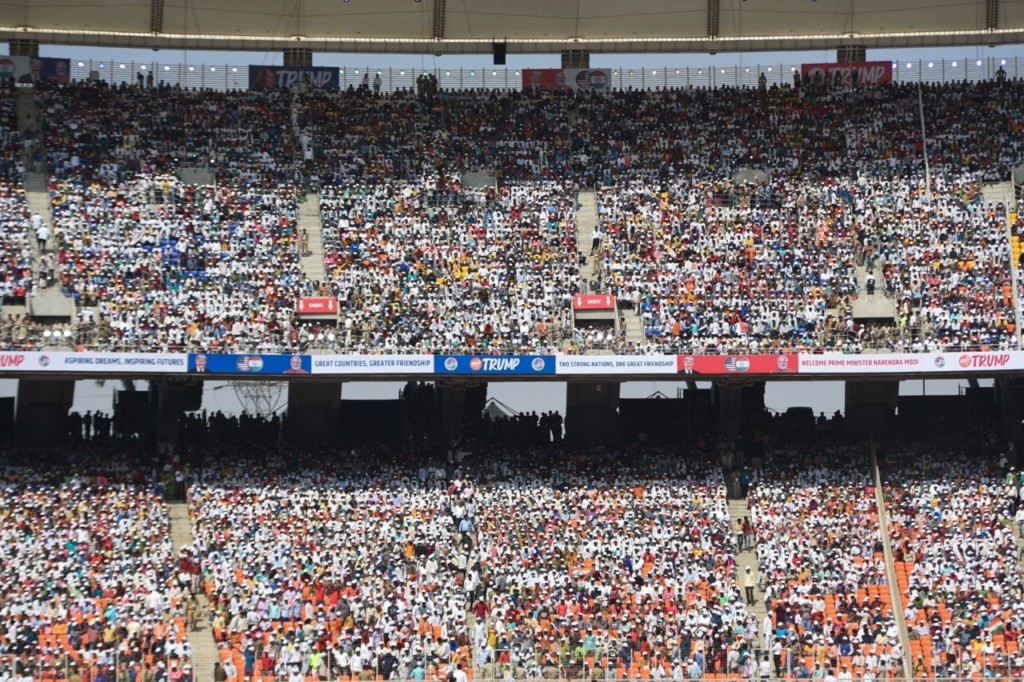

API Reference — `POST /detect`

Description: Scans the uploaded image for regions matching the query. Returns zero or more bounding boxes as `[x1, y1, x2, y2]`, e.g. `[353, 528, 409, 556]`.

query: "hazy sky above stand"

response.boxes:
[0, 376, 988, 418]
[0, 40, 1009, 414]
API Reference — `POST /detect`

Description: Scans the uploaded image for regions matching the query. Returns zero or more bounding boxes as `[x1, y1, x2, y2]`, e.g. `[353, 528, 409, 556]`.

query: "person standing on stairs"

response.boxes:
[744, 566, 756, 605]
[36, 220, 50, 253]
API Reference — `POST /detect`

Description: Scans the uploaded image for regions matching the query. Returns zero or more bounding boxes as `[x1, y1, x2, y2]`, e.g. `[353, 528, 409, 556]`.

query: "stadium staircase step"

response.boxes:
[869, 447, 914, 679]
[15, 88, 40, 171]
[851, 264, 896, 322]
[1012, 514, 1024, 577]
[987, 182, 1024, 346]
[576, 190, 600, 285]
[298, 192, 327, 284]
[177, 166, 215, 186]
[725, 498, 769, 625]
[23, 171, 76, 320]
[574, 190, 643, 346]
[623, 315, 646, 347]
[982, 181, 1015, 209]
[168, 501, 220, 682]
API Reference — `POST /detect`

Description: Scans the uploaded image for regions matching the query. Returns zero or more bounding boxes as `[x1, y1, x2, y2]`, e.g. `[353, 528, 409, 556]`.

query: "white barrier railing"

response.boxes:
[64, 57, 1023, 92]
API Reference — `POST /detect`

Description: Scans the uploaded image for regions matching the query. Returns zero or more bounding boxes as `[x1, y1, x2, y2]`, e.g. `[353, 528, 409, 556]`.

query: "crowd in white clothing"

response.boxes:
[35, 83, 302, 352]
[0, 459, 193, 682]
[749, 449, 899, 679]
[885, 446, 1024, 678]
[0, 79, 1022, 354]
[318, 181, 579, 353]
[0, 90, 31, 306]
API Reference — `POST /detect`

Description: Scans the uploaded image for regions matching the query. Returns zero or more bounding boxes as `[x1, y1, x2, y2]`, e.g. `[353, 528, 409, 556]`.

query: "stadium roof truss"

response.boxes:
[3, 0, 1024, 54]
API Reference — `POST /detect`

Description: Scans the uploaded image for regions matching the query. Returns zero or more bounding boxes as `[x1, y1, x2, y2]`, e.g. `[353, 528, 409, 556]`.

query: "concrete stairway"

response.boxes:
[982, 181, 1015, 209]
[623, 318, 646, 346]
[461, 171, 496, 190]
[726, 498, 769, 625]
[168, 502, 220, 682]
[18, 94, 74, 321]
[576, 191, 600, 286]
[0, 303, 28, 320]
[23, 172, 75, 319]
[178, 166, 216, 186]
[851, 264, 896, 321]
[17, 92, 72, 320]
[298, 193, 327, 283]
[1012, 513, 1024, 579]
[15, 88, 39, 171]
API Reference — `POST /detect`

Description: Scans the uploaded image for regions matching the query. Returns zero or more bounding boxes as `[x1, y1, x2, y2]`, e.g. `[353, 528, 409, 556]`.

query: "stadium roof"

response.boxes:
[2, 0, 1023, 54]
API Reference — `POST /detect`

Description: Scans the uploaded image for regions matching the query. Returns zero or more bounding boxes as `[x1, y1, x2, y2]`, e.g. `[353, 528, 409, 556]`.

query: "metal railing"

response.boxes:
[17, 673, 984, 682]
[0, 323, 1016, 356]
[0, 323, 584, 356]
[60, 57, 1024, 93]
[10, 653, 1018, 682]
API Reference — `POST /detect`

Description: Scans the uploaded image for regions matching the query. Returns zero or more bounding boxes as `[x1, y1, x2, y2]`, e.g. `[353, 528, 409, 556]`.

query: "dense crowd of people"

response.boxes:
[749, 448, 900, 679]
[0, 423, 1022, 682]
[0, 452, 194, 682]
[187, 450, 472, 682]
[2, 79, 1024, 354]
[586, 82, 1022, 354]
[0, 89, 31, 308]
[594, 177, 859, 354]
[884, 444, 1024, 678]
[317, 180, 579, 354]
[35, 83, 303, 352]
[470, 448, 757, 679]
[182, 445, 763, 682]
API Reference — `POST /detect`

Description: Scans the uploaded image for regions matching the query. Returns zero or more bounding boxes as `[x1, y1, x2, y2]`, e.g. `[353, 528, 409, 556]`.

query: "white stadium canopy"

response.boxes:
[0, 0, 1022, 54]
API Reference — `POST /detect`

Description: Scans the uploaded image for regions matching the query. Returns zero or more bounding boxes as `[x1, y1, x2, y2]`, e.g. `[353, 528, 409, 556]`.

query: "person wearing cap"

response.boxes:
[743, 567, 756, 605]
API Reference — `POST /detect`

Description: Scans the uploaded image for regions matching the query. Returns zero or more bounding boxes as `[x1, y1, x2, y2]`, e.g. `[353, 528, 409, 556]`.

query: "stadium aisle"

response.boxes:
[169, 502, 221, 682]
[726, 497, 768, 626]
[298, 192, 327, 283]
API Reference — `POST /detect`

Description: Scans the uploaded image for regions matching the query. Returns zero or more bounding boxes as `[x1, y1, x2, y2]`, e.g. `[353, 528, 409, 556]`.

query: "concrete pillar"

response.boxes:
[565, 381, 620, 443]
[844, 381, 899, 441]
[286, 381, 342, 446]
[437, 382, 467, 443]
[283, 48, 313, 67]
[15, 378, 74, 444]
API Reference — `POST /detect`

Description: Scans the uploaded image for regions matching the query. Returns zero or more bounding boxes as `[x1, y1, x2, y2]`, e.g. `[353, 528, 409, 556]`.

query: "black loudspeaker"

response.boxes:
[492, 43, 506, 66]
[0, 397, 13, 443]
[182, 384, 203, 412]
[115, 391, 151, 426]
[837, 45, 866, 63]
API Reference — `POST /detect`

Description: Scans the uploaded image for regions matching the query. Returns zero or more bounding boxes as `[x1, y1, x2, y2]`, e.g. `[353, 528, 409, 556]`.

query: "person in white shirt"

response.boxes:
[35, 222, 50, 252]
